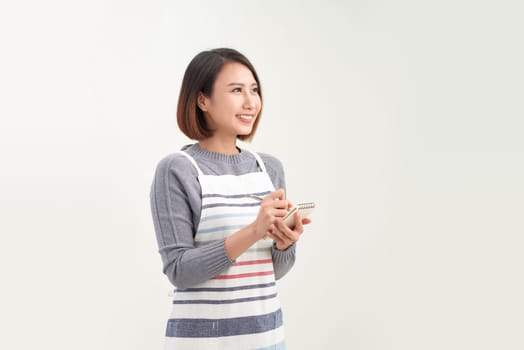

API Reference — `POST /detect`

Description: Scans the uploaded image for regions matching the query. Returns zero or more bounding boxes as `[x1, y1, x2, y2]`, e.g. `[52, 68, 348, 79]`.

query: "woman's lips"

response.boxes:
[236, 114, 255, 123]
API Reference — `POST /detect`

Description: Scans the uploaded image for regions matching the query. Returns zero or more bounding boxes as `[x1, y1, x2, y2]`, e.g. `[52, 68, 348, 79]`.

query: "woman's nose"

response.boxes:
[243, 93, 256, 109]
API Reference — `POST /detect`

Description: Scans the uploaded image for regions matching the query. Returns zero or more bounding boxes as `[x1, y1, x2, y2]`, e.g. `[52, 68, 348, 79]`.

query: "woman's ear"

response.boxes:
[197, 92, 208, 112]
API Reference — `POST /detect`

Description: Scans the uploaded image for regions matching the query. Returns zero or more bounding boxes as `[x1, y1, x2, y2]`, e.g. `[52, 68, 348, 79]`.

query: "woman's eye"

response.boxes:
[232, 87, 242, 93]
[252, 87, 259, 93]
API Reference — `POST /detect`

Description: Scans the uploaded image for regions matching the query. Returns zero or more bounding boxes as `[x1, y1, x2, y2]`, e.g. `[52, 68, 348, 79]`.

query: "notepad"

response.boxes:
[283, 202, 315, 227]
[247, 194, 315, 228]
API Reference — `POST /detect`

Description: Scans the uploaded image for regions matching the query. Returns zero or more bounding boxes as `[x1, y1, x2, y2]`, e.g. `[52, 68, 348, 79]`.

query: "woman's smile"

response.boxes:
[236, 113, 255, 123]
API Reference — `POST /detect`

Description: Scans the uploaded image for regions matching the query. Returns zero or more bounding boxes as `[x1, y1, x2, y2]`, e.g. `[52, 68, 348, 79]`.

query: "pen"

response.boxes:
[247, 194, 265, 201]
[248, 194, 291, 203]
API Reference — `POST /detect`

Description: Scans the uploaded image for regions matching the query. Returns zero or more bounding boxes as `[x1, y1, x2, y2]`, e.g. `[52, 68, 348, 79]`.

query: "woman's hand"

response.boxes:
[268, 204, 312, 250]
[252, 189, 289, 239]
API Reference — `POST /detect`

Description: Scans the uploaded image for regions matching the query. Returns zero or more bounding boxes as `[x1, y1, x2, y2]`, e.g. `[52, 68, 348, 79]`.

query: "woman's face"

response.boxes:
[199, 62, 261, 140]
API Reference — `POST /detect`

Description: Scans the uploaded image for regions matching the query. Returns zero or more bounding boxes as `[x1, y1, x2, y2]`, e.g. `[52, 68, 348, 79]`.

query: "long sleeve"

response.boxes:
[150, 154, 234, 289]
[272, 243, 296, 280]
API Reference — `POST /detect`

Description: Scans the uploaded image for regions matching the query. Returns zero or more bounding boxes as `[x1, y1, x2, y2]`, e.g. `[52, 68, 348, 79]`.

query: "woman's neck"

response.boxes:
[198, 137, 239, 155]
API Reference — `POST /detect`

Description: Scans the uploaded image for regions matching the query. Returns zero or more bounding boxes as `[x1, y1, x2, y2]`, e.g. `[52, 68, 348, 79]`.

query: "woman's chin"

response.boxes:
[236, 127, 253, 136]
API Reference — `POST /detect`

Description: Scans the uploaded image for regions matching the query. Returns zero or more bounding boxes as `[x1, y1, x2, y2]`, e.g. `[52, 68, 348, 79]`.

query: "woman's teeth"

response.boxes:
[237, 114, 254, 121]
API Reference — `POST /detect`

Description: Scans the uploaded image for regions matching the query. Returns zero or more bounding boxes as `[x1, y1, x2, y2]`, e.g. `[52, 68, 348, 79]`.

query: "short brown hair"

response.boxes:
[177, 48, 263, 141]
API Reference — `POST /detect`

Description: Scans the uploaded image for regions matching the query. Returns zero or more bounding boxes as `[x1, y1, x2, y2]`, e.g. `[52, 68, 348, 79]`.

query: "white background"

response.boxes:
[1, 1, 523, 349]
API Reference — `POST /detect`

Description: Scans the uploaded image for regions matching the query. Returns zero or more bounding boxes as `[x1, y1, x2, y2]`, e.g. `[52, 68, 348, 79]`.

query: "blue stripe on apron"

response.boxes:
[166, 308, 282, 338]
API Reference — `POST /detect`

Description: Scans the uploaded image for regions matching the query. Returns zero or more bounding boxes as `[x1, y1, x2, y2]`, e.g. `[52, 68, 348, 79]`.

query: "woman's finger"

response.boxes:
[266, 189, 285, 201]
[272, 208, 289, 218]
[269, 224, 286, 242]
[302, 218, 312, 225]
[271, 199, 288, 210]
[293, 211, 304, 234]
[276, 219, 300, 242]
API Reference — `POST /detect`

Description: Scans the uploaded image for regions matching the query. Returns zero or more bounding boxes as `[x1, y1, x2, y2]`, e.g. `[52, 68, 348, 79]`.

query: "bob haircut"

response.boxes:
[177, 48, 263, 141]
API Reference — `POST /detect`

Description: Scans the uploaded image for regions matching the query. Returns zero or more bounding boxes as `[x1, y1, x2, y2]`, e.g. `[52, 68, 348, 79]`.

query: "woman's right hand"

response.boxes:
[253, 189, 289, 239]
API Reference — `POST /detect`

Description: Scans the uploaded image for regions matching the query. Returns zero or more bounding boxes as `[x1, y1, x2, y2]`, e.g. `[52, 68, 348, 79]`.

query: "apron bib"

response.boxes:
[164, 149, 286, 350]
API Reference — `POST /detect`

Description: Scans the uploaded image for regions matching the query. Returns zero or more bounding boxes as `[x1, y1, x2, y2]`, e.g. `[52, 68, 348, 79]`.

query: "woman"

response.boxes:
[150, 48, 310, 349]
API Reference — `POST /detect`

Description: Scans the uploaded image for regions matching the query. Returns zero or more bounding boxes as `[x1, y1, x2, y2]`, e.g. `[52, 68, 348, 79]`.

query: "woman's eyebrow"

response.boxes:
[226, 82, 258, 87]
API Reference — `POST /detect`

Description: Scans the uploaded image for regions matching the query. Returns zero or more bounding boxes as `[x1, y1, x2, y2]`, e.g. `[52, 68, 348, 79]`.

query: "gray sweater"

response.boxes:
[150, 143, 296, 289]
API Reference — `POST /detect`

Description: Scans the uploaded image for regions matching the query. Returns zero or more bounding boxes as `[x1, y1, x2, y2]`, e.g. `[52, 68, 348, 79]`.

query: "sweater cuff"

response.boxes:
[271, 242, 296, 264]
[200, 239, 235, 277]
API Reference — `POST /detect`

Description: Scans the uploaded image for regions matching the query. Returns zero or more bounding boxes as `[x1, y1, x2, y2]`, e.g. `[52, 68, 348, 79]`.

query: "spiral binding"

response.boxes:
[297, 202, 315, 210]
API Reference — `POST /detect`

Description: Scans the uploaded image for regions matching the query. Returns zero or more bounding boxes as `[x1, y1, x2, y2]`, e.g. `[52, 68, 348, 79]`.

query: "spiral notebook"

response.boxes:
[283, 202, 315, 227]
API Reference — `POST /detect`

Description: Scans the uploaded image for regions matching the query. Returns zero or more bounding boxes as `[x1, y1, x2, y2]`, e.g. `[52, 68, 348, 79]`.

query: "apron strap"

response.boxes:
[178, 151, 204, 176]
[244, 149, 268, 173]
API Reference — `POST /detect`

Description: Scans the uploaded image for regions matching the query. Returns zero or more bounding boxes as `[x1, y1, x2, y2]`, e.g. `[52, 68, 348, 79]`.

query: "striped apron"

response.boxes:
[164, 149, 286, 350]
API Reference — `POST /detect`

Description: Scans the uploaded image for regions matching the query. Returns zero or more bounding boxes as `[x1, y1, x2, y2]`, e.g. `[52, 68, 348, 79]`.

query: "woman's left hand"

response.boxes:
[268, 210, 312, 251]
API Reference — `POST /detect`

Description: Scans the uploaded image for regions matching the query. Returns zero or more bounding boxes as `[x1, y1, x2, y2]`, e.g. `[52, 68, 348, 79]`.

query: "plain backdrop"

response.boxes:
[1, 1, 523, 349]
